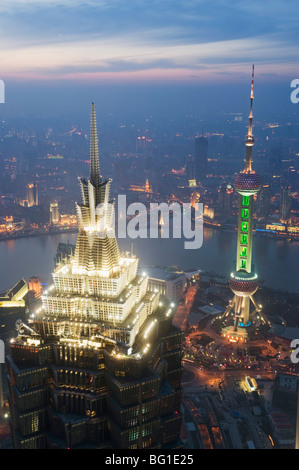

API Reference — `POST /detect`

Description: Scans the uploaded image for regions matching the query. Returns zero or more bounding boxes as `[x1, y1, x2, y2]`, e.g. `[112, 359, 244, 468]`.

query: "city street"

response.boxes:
[182, 362, 275, 449]
[182, 362, 275, 391]
[173, 284, 198, 331]
[190, 320, 279, 355]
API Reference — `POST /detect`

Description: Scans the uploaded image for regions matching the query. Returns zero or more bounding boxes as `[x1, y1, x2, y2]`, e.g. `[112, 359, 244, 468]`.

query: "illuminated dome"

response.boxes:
[230, 272, 258, 297]
[245, 137, 255, 147]
[234, 170, 261, 196]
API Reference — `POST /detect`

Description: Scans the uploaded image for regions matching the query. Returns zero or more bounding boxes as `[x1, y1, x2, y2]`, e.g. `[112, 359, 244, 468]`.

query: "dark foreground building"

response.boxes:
[6, 104, 183, 449]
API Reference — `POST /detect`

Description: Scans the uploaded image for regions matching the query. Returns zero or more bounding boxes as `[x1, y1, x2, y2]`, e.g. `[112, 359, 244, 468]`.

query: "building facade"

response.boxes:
[49, 202, 60, 225]
[217, 183, 233, 219]
[194, 136, 208, 184]
[26, 183, 38, 207]
[256, 184, 271, 220]
[280, 185, 292, 223]
[6, 104, 183, 449]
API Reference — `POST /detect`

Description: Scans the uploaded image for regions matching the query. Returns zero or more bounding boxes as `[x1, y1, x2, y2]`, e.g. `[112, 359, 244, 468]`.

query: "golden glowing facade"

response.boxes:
[129, 179, 152, 193]
[49, 202, 59, 225]
[41, 106, 160, 351]
[0, 278, 28, 308]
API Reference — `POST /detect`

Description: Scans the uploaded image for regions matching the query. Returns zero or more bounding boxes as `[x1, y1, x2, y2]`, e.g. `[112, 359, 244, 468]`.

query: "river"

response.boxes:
[0, 228, 298, 293]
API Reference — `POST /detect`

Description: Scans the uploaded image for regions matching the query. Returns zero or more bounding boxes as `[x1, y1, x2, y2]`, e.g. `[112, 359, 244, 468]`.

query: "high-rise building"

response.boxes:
[26, 183, 38, 207]
[28, 276, 42, 299]
[6, 104, 183, 450]
[280, 185, 292, 223]
[136, 136, 147, 151]
[186, 155, 196, 186]
[256, 184, 271, 219]
[269, 145, 283, 177]
[203, 205, 215, 220]
[217, 183, 233, 219]
[26, 183, 34, 206]
[194, 136, 208, 184]
[34, 184, 38, 206]
[222, 66, 269, 341]
[49, 202, 59, 225]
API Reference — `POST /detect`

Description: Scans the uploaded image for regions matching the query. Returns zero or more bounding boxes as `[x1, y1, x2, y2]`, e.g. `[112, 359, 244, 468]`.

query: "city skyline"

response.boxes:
[1, 1, 299, 452]
[0, 94, 298, 450]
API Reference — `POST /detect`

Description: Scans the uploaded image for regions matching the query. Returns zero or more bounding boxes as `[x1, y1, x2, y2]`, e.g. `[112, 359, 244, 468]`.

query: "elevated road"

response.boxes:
[173, 284, 198, 332]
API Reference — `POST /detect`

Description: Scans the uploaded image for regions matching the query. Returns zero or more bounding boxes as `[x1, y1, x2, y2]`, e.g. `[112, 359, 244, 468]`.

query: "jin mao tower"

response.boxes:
[6, 104, 183, 449]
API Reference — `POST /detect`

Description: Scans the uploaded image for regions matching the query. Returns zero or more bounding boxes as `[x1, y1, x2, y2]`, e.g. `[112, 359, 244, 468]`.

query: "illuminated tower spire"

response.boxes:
[245, 64, 255, 171]
[74, 103, 120, 274]
[222, 66, 269, 341]
[90, 102, 101, 187]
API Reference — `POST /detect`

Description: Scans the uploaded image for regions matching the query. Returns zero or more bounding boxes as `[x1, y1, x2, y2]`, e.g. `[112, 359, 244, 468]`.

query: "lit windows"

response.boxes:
[240, 247, 247, 257]
[242, 195, 249, 206]
[241, 234, 248, 245]
[241, 208, 249, 219]
[240, 259, 247, 270]
[241, 221, 248, 232]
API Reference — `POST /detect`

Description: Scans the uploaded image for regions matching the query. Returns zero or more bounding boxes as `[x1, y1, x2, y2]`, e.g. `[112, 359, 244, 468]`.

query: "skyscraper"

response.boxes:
[217, 183, 233, 219]
[6, 104, 183, 449]
[256, 184, 271, 220]
[269, 145, 283, 177]
[49, 202, 60, 225]
[280, 185, 292, 223]
[194, 136, 208, 184]
[28, 276, 42, 299]
[186, 155, 196, 187]
[26, 183, 38, 207]
[222, 67, 269, 341]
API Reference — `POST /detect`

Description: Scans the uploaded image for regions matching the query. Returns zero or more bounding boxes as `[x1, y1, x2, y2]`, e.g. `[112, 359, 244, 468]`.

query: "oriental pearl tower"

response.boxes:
[222, 66, 270, 342]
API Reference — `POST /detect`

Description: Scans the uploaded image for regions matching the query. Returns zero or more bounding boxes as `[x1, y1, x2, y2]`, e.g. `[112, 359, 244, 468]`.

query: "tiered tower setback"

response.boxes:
[43, 103, 156, 353]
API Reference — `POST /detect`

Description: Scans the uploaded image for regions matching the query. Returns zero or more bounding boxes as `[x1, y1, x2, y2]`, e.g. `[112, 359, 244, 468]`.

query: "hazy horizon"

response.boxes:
[1, 80, 298, 124]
